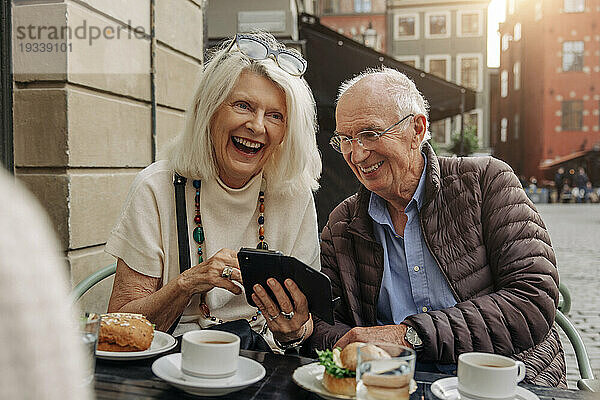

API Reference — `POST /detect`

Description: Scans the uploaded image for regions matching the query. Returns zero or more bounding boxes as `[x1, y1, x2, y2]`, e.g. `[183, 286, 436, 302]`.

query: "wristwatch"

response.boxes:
[405, 326, 423, 349]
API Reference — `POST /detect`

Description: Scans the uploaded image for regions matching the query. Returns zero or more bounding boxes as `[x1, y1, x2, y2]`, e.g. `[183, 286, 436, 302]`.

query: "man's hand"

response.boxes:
[334, 324, 412, 349]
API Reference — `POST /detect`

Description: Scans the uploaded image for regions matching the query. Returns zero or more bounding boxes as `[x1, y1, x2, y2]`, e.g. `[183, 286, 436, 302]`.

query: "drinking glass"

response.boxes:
[356, 343, 416, 400]
[79, 312, 101, 385]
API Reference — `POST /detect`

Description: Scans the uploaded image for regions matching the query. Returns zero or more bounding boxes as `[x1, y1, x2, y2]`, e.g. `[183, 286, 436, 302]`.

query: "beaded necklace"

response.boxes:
[192, 179, 268, 327]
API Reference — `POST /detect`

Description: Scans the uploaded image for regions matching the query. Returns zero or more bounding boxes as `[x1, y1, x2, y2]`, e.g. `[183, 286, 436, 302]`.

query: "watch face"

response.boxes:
[407, 327, 422, 346]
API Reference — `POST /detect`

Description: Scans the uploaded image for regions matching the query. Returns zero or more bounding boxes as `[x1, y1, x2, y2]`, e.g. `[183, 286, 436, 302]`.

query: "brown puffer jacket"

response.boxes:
[310, 143, 566, 387]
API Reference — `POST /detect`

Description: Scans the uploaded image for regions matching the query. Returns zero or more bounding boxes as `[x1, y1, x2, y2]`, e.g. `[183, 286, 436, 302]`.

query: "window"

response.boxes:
[501, 70, 508, 97]
[500, 118, 508, 142]
[395, 55, 420, 69]
[564, 0, 585, 12]
[514, 114, 520, 139]
[464, 109, 481, 140]
[508, 0, 516, 14]
[562, 100, 583, 130]
[562, 41, 584, 71]
[322, 0, 340, 14]
[354, 0, 371, 13]
[425, 55, 451, 80]
[514, 23, 521, 41]
[458, 11, 482, 37]
[513, 62, 520, 90]
[425, 12, 450, 38]
[394, 14, 419, 40]
[430, 119, 450, 145]
[457, 54, 482, 91]
[535, 1, 543, 20]
[502, 34, 511, 52]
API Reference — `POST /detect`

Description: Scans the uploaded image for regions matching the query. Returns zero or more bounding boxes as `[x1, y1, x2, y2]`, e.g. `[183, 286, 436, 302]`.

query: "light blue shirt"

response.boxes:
[370, 156, 456, 325]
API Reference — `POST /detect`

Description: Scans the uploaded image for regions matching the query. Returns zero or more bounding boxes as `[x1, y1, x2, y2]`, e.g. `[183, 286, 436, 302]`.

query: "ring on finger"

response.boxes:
[268, 312, 280, 321]
[221, 266, 233, 279]
[281, 310, 294, 320]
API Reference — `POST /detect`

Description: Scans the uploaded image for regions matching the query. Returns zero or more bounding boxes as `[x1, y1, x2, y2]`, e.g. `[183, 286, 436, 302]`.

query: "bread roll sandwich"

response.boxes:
[97, 313, 154, 352]
[317, 342, 396, 396]
[316, 342, 364, 396]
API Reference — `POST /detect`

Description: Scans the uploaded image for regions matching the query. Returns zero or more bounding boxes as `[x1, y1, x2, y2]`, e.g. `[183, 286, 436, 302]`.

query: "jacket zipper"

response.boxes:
[419, 212, 461, 302]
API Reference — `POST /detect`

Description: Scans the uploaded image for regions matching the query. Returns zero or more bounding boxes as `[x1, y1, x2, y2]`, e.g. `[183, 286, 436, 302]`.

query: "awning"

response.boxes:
[539, 149, 594, 169]
[299, 14, 477, 123]
[538, 148, 600, 184]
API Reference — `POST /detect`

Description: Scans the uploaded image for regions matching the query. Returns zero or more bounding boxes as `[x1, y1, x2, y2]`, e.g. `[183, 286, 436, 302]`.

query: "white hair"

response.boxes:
[337, 67, 432, 147]
[167, 32, 321, 193]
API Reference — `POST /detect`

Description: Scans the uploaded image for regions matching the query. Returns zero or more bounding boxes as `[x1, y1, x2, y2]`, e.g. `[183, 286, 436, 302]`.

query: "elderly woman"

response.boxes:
[105, 32, 321, 352]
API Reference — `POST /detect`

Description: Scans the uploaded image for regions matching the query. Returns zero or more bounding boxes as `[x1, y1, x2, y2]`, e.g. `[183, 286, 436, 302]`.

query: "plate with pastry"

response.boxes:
[96, 313, 177, 360]
[293, 343, 416, 400]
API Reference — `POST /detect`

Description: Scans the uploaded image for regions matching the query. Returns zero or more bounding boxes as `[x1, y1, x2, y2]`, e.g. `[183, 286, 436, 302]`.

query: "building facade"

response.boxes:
[493, 0, 600, 180]
[315, 0, 387, 52]
[11, 0, 204, 312]
[387, 0, 491, 150]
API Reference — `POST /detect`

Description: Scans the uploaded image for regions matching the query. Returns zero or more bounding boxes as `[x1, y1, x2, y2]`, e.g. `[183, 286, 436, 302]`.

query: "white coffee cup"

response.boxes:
[458, 352, 526, 400]
[181, 330, 240, 379]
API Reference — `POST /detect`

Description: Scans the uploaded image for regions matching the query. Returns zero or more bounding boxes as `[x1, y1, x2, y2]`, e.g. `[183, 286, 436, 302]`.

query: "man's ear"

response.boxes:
[411, 114, 427, 149]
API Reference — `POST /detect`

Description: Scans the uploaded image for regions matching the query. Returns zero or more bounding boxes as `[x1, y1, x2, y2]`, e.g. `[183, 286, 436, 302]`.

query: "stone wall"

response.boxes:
[12, 0, 203, 312]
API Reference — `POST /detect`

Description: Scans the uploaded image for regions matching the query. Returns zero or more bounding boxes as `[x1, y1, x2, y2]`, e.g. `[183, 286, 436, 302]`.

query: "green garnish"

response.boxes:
[316, 348, 356, 378]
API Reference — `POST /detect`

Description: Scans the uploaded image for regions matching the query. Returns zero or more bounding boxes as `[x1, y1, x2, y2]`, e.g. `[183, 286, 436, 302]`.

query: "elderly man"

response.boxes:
[310, 67, 566, 387]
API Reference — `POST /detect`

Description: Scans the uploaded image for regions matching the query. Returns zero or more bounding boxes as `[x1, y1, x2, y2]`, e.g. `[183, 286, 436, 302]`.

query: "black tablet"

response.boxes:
[237, 247, 337, 325]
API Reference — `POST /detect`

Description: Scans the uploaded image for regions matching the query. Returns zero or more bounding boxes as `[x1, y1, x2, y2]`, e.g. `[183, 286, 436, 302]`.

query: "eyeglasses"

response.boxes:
[228, 34, 307, 77]
[330, 114, 415, 154]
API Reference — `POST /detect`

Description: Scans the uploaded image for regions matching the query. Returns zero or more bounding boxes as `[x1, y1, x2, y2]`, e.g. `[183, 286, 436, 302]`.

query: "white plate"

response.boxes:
[292, 362, 417, 400]
[96, 331, 177, 361]
[430, 377, 540, 400]
[152, 353, 266, 397]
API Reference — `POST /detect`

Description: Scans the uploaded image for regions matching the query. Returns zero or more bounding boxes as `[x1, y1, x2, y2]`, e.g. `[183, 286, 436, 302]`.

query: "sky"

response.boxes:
[487, 0, 506, 67]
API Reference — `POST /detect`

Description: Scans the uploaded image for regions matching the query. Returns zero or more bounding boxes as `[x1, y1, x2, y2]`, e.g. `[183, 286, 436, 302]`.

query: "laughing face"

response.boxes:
[335, 77, 424, 201]
[210, 70, 287, 188]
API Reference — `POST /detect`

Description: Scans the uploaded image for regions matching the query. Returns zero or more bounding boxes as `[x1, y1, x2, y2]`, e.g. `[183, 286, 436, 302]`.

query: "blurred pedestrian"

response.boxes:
[575, 167, 588, 190]
[528, 176, 538, 192]
[574, 167, 588, 202]
[553, 168, 565, 203]
[584, 181, 596, 203]
[561, 183, 572, 203]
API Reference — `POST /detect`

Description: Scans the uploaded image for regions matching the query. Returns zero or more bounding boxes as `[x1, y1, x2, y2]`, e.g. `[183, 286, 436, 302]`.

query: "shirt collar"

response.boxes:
[413, 153, 427, 211]
[368, 153, 428, 224]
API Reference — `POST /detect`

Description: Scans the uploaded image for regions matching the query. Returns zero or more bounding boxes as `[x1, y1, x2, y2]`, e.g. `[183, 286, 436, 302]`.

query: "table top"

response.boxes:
[94, 349, 593, 400]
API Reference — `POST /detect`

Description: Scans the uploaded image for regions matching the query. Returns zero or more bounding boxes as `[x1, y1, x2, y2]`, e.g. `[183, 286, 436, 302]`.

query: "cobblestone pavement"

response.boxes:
[536, 204, 600, 389]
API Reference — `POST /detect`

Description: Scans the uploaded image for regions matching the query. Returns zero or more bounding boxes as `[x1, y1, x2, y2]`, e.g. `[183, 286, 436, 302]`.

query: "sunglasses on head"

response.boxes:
[228, 34, 307, 77]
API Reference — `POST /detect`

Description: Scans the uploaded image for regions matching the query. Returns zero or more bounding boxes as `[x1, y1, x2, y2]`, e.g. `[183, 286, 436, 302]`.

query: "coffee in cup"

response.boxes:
[181, 330, 240, 379]
[458, 352, 526, 400]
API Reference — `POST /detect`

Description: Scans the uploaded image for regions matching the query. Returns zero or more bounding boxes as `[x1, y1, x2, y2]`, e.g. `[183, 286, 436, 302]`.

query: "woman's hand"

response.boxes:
[177, 248, 243, 296]
[251, 278, 312, 343]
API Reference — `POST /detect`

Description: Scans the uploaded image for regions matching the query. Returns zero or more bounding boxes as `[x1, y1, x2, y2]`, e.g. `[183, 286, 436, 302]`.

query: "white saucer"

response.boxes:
[152, 353, 266, 396]
[96, 331, 177, 361]
[430, 377, 540, 400]
[292, 362, 417, 400]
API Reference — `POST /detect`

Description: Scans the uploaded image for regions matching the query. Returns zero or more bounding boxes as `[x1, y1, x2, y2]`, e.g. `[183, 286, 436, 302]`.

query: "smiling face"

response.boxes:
[336, 77, 425, 201]
[210, 70, 287, 188]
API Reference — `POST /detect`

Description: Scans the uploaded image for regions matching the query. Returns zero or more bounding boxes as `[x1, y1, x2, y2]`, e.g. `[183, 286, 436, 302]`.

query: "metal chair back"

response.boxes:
[71, 263, 117, 302]
[555, 283, 597, 391]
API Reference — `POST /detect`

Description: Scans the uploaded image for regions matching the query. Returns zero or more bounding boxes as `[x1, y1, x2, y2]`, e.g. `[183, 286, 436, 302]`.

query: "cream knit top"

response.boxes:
[105, 160, 321, 349]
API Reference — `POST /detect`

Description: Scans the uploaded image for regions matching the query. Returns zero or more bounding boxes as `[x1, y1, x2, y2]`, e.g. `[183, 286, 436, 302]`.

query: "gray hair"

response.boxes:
[337, 67, 432, 147]
[167, 32, 321, 193]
